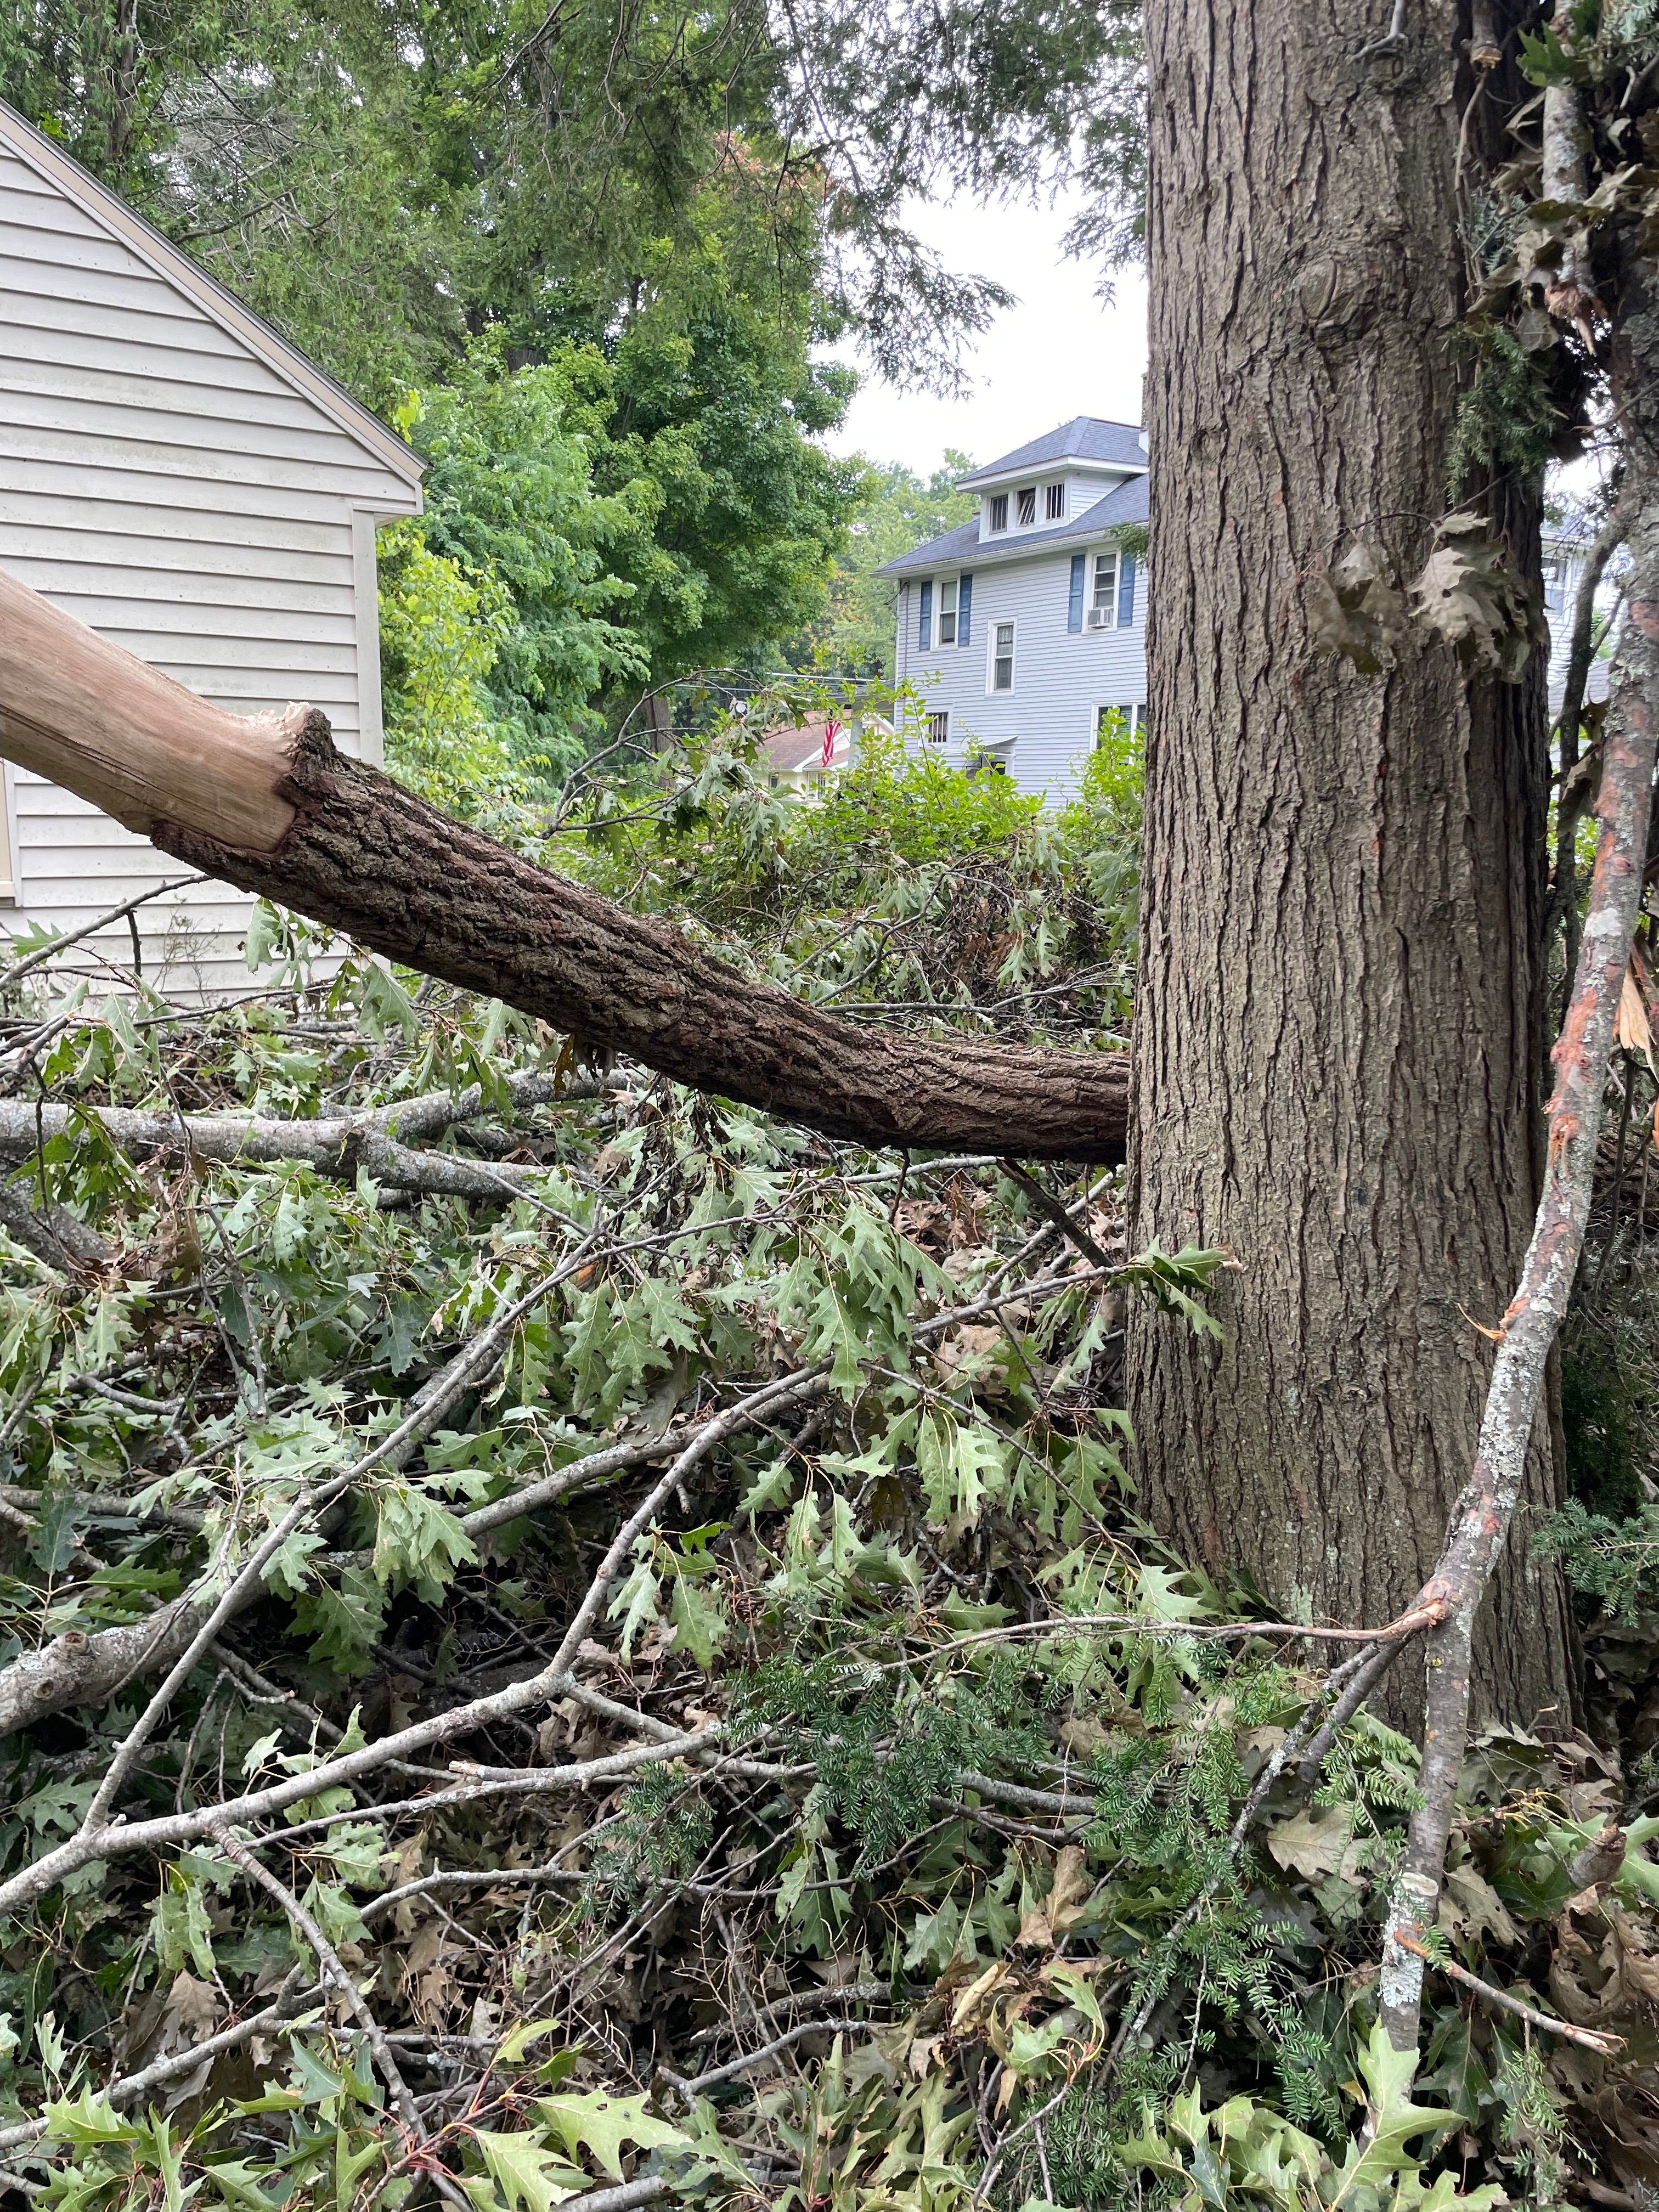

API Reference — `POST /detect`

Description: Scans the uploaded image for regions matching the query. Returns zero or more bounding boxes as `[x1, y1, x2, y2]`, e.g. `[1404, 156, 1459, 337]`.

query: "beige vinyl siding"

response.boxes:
[0, 130, 420, 992]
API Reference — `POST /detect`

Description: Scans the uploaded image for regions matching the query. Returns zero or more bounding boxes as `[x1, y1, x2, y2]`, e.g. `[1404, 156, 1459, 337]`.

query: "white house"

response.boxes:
[1541, 529, 1619, 716]
[878, 417, 1149, 798]
[0, 98, 424, 990]
[885, 419, 1605, 798]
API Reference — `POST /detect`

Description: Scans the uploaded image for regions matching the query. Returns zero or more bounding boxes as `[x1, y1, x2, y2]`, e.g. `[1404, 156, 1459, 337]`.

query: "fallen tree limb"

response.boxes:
[0, 1070, 607, 1205]
[1378, 253, 1659, 2055]
[0, 572, 1128, 1163]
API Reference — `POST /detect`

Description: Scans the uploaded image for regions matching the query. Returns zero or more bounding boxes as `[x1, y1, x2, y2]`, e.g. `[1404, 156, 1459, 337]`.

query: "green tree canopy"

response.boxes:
[790, 452, 979, 677]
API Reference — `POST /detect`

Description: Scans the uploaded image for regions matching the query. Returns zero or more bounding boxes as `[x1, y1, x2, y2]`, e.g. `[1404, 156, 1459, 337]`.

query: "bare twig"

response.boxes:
[997, 1158, 1117, 1271]
[1394, 1934, 1623, 2055]
[663, 2015, 870, 2098]
[214, 1829, 426, 2136]
[0, 874, 207, 995]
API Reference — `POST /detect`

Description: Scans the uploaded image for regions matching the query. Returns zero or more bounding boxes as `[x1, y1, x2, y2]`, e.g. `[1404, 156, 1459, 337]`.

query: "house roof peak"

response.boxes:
[0, 95, 424, 490]
[956, 417, 1146, 489]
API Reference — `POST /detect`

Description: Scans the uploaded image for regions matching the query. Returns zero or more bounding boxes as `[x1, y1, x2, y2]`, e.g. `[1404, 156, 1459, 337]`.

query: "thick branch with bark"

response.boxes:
[0, 572, 1127, 1163]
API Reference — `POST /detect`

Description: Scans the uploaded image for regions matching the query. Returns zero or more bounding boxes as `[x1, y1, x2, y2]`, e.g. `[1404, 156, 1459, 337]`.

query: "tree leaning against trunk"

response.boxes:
[0, 570, 1127, 1165]
[1132, 0, 1574, 1725]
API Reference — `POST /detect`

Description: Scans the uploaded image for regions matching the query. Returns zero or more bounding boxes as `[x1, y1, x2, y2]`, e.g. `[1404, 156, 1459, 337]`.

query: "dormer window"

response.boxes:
[1016, 487, 1037, 527]
[1045, 483, 1064, 521]
[988, 494, 1008, 532]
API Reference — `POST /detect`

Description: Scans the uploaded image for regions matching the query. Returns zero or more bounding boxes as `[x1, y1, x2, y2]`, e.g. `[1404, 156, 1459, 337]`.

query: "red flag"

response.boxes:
[821, 716, 840, 768]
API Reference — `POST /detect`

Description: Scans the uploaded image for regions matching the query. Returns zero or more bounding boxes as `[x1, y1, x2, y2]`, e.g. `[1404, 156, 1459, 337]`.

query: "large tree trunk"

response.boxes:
[0, 569, 1126, 1163]
[1130, 0, 1575, 1723]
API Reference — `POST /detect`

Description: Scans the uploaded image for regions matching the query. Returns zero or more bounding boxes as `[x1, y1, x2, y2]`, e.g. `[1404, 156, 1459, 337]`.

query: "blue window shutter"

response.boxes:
[1118, 551, 1137, 627]
[957, 573, 973, 647]
[919, 580, 932, 650]
[1067, 555, 1085, 633]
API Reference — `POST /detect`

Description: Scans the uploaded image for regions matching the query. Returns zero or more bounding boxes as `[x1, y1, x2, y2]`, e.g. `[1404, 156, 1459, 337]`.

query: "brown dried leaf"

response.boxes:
[1440, 1863, 1520, 1950]
[1410, 512, 1545, 680]
[160, 1970, 222, 2041]
[951, 1959, 1010, 2028]
[1306, 542, 1409, 673]
[1598, 1904, 1659, 2010]
[400, 1917, 461, 2028]
[1016, 1846, 1093, 1950]
[1266, 1804, 1353, 1881]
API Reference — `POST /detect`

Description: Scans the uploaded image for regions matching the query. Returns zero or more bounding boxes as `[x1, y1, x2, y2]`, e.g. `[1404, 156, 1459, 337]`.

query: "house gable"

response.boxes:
[0, 100, 422, 985]
[0, 100, 424, 494]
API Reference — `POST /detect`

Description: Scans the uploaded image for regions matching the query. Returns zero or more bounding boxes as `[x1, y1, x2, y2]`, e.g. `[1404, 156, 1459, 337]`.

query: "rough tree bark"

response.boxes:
[0, 570, 1126, 1163]
[1131, 0, 1575, 1723]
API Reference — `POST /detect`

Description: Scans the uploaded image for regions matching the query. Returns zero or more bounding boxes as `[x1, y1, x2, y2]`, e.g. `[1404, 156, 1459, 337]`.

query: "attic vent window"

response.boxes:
[926, 711, 950, 744]
[988, 494, 1008, 532]
[1017, 487, 1037, 527]
[1046, 483, 1064, 521]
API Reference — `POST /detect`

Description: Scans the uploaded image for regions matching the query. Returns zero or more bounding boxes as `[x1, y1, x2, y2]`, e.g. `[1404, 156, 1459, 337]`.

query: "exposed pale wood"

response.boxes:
[0, 565, 297, 847]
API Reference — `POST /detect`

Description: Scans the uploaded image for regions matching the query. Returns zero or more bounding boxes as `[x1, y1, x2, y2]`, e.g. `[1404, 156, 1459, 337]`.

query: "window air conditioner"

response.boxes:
[1086, 607, 1113, 630]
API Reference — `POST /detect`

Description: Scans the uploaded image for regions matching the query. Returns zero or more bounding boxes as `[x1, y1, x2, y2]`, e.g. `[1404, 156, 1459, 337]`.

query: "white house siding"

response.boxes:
[0, 123, 420, 994]
[894, 545, 1147, 799]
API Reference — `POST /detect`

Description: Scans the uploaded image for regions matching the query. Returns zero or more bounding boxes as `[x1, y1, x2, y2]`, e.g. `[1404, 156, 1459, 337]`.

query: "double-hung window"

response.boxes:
[932, 575, 973, 646]
[1092, 550, 1120, 620]
[1016, 486, 1037, 527]
[991, 620, 1015, 692]
[988, 494, 1008, 533]
[1045, 483, 1065, 521]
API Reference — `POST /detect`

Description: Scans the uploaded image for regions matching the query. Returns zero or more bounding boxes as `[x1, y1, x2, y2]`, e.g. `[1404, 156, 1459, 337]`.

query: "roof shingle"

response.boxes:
[877, 472, 1147, 578]
[956, 416, 1145, 487]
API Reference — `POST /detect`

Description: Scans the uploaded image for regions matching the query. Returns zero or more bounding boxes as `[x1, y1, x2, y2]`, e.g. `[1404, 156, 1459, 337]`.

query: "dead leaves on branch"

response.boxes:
[1412, 514, 1550, 679]
[1307, 515, 1545, 681]
[1305, 543, 1408, 675]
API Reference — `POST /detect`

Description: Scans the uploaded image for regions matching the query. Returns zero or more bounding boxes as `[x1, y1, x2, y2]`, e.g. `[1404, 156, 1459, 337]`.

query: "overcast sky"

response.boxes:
[828, 186, 1148, 478]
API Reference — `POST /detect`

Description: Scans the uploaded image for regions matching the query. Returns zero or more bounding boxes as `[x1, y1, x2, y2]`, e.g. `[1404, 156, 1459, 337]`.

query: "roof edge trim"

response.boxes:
[0, 98, 425, 496]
